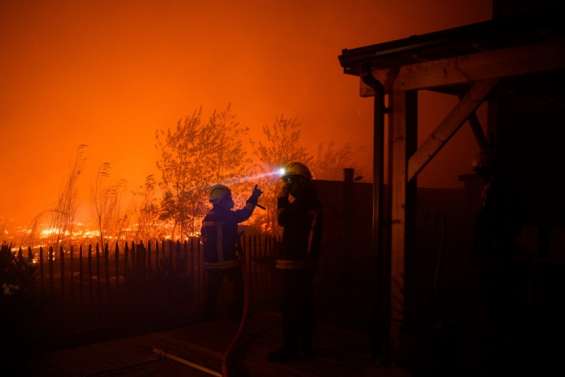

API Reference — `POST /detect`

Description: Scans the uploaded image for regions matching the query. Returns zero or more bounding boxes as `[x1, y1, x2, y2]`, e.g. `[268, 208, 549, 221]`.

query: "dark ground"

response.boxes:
[32, 312, 409, 377]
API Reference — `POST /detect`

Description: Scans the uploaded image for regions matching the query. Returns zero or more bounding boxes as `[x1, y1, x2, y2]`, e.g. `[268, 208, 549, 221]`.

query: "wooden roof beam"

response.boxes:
[407, 79, 498, 181]
[391, 38, 565, 91]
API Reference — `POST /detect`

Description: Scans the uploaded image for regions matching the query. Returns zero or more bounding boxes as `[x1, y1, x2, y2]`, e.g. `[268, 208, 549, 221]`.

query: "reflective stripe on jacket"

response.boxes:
[201, 205, 255, 269]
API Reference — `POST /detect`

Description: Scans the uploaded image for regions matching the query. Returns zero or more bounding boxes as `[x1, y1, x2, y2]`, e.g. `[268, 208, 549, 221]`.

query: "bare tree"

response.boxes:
[310, 142, 354, 181]
[94, 163, 128, 245]
[135, 174, 161, 240]
[156, 105, 250, 239]
[23, 145, 88, 247]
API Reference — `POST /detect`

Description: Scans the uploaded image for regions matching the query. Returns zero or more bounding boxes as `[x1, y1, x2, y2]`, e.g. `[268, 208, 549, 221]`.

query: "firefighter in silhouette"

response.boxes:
[269, 162, 323, 363]
[201, 184, 262, 319]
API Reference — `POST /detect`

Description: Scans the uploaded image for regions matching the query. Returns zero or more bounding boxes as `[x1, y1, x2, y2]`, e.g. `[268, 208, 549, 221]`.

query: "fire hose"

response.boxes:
[153, 237, 253, 377]
[221, 249, 251, 376]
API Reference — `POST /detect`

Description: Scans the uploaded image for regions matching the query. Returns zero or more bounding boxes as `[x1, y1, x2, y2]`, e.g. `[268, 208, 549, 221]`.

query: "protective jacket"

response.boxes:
[276, 188, 322, 270]
[201, 202, 255, 270]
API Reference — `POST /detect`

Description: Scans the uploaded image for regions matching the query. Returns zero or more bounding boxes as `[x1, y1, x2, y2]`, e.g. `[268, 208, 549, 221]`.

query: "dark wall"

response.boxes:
[493, 0, 562, 19]
[311, 179, 478, 333]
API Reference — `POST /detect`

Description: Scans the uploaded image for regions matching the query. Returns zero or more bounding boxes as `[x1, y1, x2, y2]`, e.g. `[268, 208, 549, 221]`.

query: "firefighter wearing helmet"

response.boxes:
[269, 161, 323, 363]
[201, 183, 262, 319]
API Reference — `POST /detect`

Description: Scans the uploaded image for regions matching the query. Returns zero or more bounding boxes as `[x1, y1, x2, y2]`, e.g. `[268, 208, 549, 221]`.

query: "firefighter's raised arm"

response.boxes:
[233, 184, 263, 223]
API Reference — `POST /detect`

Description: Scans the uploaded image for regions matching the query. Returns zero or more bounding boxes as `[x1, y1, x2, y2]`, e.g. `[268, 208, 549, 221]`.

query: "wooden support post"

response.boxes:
[388, 89, 418, 361]
[407, 79, 497, 181]
[370, 86, 387, 358]
[467, 112, 489, 153]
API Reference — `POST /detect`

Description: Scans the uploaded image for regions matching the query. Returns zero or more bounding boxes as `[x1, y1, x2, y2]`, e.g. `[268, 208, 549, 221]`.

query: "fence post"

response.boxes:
[104, 243, 110, 300]
[196, 238, 202, 310]
[48, 246, 54, 295]
[96, 243, 101, 301]
[115, 242, 120, 289]
[124, 242, 129, 281]
[266, 235, 272, 296]
[79, 245, 83, 303]
[183, 240, 188, 275]
[60, 246, 65, 298]
[259, 235, 265, 303]
[138, 242, 146, 281]
[175, 241, 181, 276]
[70, 245, 74, 301]
[190, 238, 195, 308]
[155, 241, 160, 272]
[132, 241, 136, 275]
[18, 247, 23, 262]
[27, 246, 33, 263]
[147, 240, 152, 274]
[252, 235, 257, 306]
[243, 235, 250, 305]
[88, 244, 93, 302]
[162, 240, 167, 273]
[39, 246, 44, 294]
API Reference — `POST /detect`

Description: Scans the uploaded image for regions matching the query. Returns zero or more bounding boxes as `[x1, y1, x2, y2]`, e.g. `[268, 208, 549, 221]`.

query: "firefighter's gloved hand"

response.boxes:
[278, 183, 290, 198]
[248, 185, 263, 205]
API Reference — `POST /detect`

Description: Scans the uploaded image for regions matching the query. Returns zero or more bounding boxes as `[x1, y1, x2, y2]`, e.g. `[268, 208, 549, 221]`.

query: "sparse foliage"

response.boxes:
[135, 175, 162, 240]
[254, 115, 312, 233]
[310, 142, 354, 181]
[49, 144, 88, 245]
[24, 145, 87, 247]
[94, 163, 129, 245]
[156, 105, 250, 239]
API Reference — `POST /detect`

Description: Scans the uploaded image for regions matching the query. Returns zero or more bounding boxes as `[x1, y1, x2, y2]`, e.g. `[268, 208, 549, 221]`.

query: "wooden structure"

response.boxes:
[338, 17, 565, 362]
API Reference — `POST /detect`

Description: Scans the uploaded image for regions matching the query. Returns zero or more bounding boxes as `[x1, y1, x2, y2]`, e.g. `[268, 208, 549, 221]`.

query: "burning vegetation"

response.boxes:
[3, 105, 357, 249]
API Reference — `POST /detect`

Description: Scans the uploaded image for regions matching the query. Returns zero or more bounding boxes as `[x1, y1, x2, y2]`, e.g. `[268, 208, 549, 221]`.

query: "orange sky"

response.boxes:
[0, 0, 491, 225]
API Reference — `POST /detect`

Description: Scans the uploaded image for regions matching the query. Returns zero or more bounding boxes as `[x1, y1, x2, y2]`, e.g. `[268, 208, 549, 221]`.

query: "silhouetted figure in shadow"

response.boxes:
[201, 184, 262, 320]
[268, 162, 323, 363]
[474, 159, 523, 376]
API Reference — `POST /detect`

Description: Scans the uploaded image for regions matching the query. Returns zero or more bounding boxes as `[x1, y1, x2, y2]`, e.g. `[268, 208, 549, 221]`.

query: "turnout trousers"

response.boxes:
[206, 267, 243, 320]
[279, 268, 314, 354]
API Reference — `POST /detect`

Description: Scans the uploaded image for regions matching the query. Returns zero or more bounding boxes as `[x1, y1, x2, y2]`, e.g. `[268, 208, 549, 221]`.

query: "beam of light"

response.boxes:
[221, 167, 285, 185]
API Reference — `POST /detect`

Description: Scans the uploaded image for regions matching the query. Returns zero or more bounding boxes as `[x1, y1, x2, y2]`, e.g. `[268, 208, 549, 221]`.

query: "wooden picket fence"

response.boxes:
[9, 234, 280, 311]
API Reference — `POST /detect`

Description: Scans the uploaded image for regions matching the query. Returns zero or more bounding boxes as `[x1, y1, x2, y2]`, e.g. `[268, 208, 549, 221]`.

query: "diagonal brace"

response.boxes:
[467, 112, 489, 153]
[407, 79, 497, 181]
